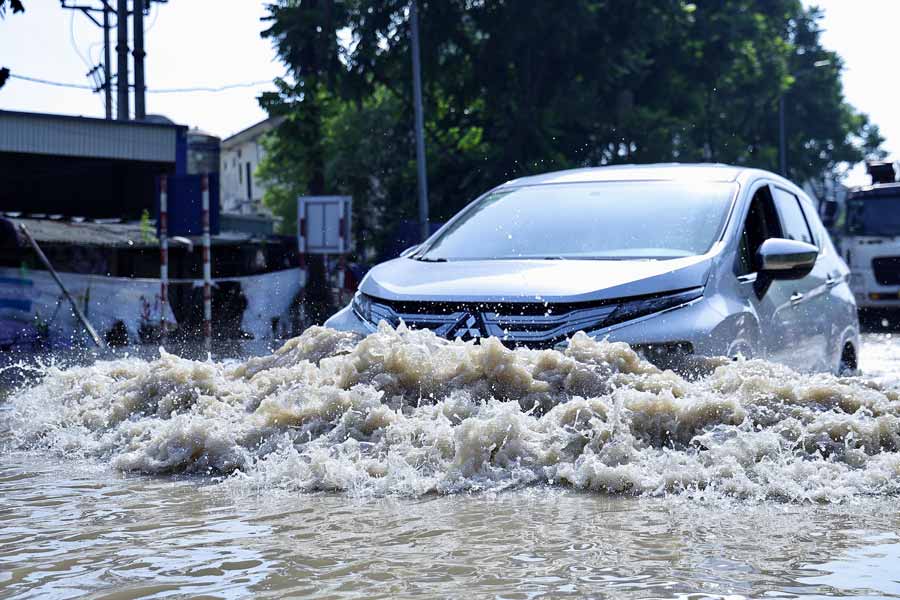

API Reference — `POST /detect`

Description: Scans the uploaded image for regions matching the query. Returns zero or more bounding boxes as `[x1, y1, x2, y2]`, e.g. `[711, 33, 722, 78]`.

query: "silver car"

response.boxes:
[326, 164, 859, 374]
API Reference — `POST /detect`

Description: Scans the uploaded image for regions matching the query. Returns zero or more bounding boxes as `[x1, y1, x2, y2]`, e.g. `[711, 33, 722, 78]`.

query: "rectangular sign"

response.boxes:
[298, 196, 352, 254]
[155, 174, 220, 237]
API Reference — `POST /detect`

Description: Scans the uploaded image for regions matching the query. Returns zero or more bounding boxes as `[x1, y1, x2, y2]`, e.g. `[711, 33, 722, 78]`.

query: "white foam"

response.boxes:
[5, 323, 900, 501]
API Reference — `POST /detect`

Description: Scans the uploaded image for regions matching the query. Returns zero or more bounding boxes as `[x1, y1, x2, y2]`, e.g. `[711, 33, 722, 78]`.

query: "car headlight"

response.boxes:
[352, 292, 397, 326]
[352, 291, 374, 323]
[555, 287, 704, 350]
[603, 287, 704, 328]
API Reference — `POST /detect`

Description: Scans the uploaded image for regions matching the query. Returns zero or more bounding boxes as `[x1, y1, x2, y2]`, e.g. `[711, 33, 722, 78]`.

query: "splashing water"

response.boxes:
[4, 324, 900, 501]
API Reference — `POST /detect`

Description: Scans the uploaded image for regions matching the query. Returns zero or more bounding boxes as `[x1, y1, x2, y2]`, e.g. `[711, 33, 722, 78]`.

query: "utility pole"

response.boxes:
[778, 94, 786, 176]
[102, 2, 112, 119]
[116, 0, 129, 120]
[132, 0, 146, 119]
[409, 0, 429, 243]
[778, 59, 830, 178]
[59, 1, 115, 119]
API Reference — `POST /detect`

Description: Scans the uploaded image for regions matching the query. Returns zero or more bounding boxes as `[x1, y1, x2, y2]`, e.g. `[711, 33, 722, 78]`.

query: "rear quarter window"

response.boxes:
[772, 187, 815, 246]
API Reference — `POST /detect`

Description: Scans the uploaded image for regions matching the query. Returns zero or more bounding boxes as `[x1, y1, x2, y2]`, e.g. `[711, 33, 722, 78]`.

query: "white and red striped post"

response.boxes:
[201, 174, 212, 353]
[159, 175, 169, 342]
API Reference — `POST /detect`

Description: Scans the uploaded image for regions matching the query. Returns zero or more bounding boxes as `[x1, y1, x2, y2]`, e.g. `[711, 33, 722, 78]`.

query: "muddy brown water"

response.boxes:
[2, 328, 900, 599]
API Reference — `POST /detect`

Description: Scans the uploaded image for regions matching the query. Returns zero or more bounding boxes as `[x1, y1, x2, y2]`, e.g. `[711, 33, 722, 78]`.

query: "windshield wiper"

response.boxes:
[416, 256, 448, 262]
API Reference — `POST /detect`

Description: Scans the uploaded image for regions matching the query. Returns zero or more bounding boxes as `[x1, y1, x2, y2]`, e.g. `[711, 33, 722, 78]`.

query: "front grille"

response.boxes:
[872, 257, 900, 285]
[367, 297, 619, 347]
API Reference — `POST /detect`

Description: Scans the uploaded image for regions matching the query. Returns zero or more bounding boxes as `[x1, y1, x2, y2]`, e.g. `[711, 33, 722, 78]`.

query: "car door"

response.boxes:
[801, 192, 846, 371]
[770, 186, 827, 371]
[735, 183, 803, 368]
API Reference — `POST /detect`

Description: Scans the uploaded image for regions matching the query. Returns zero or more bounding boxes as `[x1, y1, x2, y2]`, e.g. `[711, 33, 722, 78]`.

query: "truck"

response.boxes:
[830, 161, 900, 324]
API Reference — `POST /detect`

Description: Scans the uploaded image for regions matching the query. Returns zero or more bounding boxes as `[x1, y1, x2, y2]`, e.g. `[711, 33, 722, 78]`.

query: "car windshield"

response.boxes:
[846, 196, 900, 236]
[416, 181, 737, 261]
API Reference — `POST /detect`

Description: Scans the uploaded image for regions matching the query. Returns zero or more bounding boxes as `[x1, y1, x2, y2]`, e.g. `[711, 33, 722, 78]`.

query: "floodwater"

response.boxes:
[2, 326, 900, 599]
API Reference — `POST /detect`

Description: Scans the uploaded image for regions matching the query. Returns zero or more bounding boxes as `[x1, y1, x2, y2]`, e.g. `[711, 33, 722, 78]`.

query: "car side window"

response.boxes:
[772, 187, 814, 245]
[737, 185, 782, 275]
[798, 198, 824, 249]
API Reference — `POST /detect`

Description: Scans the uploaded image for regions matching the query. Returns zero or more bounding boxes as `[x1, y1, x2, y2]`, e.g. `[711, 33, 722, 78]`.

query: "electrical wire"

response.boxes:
[8, 73, 96, 89]
[68, 11, 93, 72]
[145, 3, 159, 33]
[149, 80, 273, 94]
[7, 74, 273, 94]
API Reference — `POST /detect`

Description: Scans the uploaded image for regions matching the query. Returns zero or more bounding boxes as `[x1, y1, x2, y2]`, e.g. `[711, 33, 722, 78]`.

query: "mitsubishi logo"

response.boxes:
[449, 312, 488, 341]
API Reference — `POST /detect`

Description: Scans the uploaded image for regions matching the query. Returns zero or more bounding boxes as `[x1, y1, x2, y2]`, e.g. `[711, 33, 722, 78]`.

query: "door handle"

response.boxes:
[790, 292, 804, 305]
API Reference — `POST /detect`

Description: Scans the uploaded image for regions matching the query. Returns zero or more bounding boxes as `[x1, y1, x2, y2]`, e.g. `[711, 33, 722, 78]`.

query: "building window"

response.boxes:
[246, 162, 252, 203]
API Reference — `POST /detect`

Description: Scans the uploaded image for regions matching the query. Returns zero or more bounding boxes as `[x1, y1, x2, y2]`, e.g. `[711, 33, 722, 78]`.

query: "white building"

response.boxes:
[220, 116, 284, 215]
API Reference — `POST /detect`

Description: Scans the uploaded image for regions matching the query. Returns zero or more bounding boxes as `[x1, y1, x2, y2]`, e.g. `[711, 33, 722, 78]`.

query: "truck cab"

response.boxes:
[837, 162, 900, 320]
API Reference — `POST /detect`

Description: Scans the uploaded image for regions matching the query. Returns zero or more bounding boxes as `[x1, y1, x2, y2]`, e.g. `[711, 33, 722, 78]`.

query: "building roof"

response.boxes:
[1, 216, 264, 249]
[222, 116, 286, 150]
[3, 216, 159, 248]
[502, 163, 746, 187]
[0, 110, 184, 163]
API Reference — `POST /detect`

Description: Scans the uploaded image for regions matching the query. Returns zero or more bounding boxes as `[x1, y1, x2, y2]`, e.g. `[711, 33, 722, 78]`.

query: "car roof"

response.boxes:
[500, 163, 747, 187]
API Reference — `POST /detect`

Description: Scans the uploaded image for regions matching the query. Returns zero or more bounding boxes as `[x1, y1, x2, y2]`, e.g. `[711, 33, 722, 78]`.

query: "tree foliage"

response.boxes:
[0, 0, 24, 18]
[258, 0, 884, 258]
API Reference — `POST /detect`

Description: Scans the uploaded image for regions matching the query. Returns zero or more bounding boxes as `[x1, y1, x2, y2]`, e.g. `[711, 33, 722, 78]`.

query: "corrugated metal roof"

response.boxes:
[1, 217, 256, 248]
[0, 110, 181, 163]
[5, 217, 158, 248]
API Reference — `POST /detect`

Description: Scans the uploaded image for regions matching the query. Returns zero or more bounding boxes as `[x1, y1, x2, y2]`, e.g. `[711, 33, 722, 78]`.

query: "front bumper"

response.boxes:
[325, 294, 727, 358]
[850, 269, 900, 308]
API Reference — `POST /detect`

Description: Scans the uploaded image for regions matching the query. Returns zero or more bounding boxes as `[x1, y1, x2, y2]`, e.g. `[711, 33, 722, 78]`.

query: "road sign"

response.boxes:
[298, 196, 352, 254]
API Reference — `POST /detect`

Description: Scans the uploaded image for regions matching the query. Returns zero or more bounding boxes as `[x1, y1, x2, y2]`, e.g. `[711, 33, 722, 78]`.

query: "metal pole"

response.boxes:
[116, 0, 129, 120]
[779, 94, 787, 176]
[201, 174, 212, 353]
[18, 224, 105, 348]
[103, 3, 112, 120]
[410, 0, 429, 243]
[159, 175, 169, 343]
[133, 0, 146, 120]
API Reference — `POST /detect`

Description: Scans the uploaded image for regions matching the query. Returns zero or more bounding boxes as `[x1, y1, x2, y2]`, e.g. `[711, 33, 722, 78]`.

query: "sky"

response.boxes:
[0, 0, 282, 139]
[0, 1, 897, 182]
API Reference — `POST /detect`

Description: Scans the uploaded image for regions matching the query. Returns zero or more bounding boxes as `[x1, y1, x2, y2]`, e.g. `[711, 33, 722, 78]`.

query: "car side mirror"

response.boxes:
[757, 238, 818, 280]
[819, 199, 839, 229]
[400, 244, 420, 257]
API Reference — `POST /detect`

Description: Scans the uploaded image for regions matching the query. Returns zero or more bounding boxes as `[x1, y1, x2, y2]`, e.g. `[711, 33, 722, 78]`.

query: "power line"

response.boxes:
[7, 73, 273, 94]
[9, 73, 95, 89]
[149, 80, 273, 94]
[68, 10, 93, 71]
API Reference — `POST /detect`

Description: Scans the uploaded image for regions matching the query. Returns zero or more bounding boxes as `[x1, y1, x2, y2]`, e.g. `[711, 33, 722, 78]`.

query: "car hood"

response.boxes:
[359, 255, 713, 303]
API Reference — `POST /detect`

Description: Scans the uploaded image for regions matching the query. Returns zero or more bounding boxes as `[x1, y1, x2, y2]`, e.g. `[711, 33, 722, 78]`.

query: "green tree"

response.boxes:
[258, 0, 884, 260]
[260, 0, 352, 325]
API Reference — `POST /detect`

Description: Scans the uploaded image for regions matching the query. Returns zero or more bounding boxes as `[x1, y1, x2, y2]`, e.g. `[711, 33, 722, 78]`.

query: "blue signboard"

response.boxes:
[155, 174, 220, 237]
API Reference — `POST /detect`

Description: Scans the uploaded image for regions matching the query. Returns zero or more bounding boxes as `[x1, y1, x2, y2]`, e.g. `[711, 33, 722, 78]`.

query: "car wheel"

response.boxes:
[726, 339, 753, 362]
[838, 342, 858, 377]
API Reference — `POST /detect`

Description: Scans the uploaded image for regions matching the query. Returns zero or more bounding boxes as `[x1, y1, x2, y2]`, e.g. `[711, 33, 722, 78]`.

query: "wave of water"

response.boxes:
[4, 324, 900, 501]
